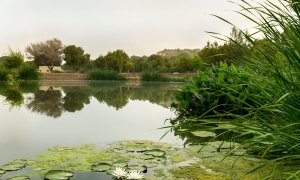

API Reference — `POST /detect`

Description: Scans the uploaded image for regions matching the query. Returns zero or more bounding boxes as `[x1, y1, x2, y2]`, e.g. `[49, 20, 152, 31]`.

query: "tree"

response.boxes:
[25, 38, 64, 71]
[104, 50, 129, 73]
[93, 55, 108, 70]
[3, 50, 24, 69]
[147, 54, 167, 72]
[64, 45, 90, 66]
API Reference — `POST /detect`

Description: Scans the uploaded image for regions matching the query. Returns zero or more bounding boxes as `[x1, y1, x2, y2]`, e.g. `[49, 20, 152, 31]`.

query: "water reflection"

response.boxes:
[0, 81, 181, 164]
[0, 81, 178, 118]
[170, 117, 247, 148]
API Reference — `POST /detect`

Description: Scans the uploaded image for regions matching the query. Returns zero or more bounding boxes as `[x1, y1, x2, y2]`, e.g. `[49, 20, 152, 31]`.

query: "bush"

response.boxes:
[172, 62, 270, 118]
[88, 69, 126, 81]
[4, 50, 24, 69]
[141, 72, 170, 82]
[0, 68, 8, 81]
[18, 64, 39, 80]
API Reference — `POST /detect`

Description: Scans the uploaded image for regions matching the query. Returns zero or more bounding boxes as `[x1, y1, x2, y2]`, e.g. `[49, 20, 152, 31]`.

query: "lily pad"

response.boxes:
[112, 162, 128, 168]
[0, 170, 5, 175]
[191, 131, 216, 138]
[153, 156, 167, 163]
[7, 175, 30, 180]
[44, 170, 74, 180]
[127, 165, 147, 173]
[91, 163, 111, 172]
[1, 163, 26, 171]
[144, 149, 166, 157]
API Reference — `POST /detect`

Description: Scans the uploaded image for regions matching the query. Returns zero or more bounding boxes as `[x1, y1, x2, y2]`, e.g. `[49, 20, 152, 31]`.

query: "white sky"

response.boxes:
[0, 0, 256, 58]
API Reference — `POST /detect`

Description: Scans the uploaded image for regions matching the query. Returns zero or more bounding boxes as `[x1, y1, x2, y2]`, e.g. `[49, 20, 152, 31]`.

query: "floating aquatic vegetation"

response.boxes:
[191, 131, 216, 138]
[0, 162, 26, 171]
[91, 162, 112, 172]
[44, 170, 74, 180]
[112, 162, 128, 168]
[144, 149, 166, 157]
[0, 170, 6, 175]
[0, 140, 279, 179]
[7, 175, 30, 180]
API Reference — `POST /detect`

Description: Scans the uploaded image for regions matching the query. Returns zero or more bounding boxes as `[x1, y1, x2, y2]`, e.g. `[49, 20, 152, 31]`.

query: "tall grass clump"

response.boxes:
[0, 68, 9, 81]
[141, 72, 170, 82]
[18, 64, 39, 80]
[3, 50, 24, 69]
[88, 69, 126, 81]
[171, 0, 300, 178]
[172, 62, 271, 118]
[210, 0, 300, 177]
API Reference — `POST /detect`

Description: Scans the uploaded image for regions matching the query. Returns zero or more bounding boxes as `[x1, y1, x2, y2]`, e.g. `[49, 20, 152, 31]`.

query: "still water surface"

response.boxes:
[0, 81, 183, 164]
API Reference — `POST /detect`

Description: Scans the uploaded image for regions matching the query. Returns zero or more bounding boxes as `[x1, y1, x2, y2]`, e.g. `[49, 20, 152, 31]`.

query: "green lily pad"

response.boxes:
[127, 165, 147, 173]
[7, 175, 30, 180]
[144, 149, 166, 157]
[44, 170, 74, 180]
[153, 156, 167, 163]
[1, 163, 26, 171]
[191, 131, 216, 138]
[91, 163, 111, 172]
[0, 170, 5, 175]
[112, 162, 128, 168]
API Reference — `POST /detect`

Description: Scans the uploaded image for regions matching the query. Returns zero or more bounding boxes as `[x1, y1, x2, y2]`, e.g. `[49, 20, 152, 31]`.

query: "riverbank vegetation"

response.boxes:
[171, 0, 300, 178]
[0, 50, 39, 81]
[88, 69, 126, 81]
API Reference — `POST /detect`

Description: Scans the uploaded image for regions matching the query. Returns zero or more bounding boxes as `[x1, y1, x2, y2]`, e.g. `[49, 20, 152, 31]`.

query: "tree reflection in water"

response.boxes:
[0, 81, 180, 118]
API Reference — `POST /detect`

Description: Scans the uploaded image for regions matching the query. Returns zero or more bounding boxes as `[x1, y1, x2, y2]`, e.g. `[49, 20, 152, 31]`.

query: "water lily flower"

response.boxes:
[127, 170, 144, 179]
[112, 167, 127, 179]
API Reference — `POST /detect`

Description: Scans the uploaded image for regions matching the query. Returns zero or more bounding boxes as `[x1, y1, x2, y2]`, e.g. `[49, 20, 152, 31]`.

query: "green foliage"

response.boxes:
[104, 50, 130, 73]
[198, 27, 250, 65]
[0, 68, 8, 81]
[173, 62, 270, 118]
[3, 50, 24, 69]
[157, 49, 200, 59]
[141, 72, 170, 82]
[64, 45, 90, 66]
[88, 69, 126, 81]
[18, 64, 39, 80]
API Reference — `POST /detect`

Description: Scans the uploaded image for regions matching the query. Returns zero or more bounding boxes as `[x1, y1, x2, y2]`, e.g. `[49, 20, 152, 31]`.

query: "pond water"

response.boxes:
[0, 81, 183, 165]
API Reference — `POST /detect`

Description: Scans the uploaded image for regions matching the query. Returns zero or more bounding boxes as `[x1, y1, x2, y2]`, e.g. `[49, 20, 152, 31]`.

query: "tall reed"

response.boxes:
[217, 0, 300, 177]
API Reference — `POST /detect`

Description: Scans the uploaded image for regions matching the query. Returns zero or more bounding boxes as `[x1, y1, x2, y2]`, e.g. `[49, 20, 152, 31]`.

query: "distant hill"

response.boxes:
[156, 49, 200, 59]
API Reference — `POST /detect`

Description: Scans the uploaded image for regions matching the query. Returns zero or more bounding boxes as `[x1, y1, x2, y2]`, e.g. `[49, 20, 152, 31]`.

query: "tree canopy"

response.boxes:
[25, 38, 64, 71]
[64, 45, 90, 66]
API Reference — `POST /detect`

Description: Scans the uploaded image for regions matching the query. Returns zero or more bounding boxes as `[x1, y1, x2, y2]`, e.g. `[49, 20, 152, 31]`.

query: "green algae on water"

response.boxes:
[0, 140, 284, 179]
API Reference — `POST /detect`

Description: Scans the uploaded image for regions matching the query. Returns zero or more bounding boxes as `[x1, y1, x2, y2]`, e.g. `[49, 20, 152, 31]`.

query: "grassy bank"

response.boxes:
[171, 0, 300, 178]
[88, 69, 126, 81]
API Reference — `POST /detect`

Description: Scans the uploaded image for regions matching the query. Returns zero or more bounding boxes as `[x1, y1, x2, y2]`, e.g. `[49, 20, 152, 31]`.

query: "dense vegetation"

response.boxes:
[88, 69, 126, 81]
[172, 0, 300, 178]
[0, 26, 254, 76]
[0, 50, 39, 81]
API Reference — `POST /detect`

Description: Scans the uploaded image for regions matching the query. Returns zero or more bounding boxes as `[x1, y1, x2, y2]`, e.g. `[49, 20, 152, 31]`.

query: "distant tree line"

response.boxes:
[0, 27, 272, 74]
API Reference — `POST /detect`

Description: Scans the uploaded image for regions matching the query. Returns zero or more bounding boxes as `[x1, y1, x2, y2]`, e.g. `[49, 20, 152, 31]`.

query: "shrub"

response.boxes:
[172, 62, 271, 118]
[141, 72, 170, 82]
[4, 50, 24, 69]
[0, 68, 8, 81]
[18, 64, 39, 80]
[88, 69, 126, 81]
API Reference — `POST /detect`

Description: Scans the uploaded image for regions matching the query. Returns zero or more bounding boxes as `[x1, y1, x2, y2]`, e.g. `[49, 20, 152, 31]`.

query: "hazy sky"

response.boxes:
[0, 0, 254, 58]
